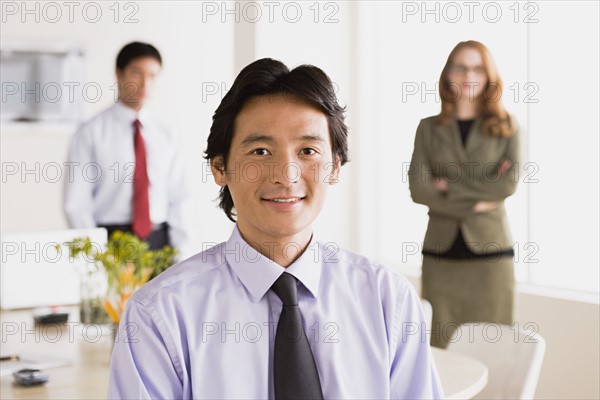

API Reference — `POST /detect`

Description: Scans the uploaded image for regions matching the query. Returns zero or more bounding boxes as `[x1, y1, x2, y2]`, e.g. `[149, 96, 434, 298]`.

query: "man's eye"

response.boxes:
[300, 148, 316, 155]
[252, 148, 270, 156]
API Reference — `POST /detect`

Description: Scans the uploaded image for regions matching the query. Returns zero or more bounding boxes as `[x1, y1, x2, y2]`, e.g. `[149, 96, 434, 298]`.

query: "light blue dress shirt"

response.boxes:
[108, 225, 444, 399]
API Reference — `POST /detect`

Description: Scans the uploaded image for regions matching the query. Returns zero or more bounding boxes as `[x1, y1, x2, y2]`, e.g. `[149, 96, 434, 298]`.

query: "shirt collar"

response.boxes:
[224, 225, 323, 303]
[113, 101, 150, 127]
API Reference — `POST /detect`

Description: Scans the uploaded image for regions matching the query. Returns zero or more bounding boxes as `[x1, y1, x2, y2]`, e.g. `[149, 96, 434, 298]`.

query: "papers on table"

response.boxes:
[0, 353, 71, 377]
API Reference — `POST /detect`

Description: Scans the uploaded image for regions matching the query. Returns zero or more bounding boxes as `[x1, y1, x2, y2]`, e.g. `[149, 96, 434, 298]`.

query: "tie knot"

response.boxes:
[133, 119, 142, 129]
[271, 272, 298, 307]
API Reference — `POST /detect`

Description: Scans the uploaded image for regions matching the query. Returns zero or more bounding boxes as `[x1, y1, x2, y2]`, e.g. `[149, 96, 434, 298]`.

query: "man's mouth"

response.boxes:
[263, 197, 305, 203]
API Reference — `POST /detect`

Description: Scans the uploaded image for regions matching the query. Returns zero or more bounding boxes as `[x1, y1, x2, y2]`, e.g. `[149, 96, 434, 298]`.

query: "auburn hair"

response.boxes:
[438, 40, 515, 137]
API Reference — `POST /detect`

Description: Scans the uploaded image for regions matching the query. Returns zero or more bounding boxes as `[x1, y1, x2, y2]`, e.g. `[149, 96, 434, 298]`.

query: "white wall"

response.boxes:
[527, 2, 600, 292]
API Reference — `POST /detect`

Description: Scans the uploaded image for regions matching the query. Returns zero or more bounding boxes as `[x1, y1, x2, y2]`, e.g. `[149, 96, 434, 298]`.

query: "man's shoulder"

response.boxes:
[131, 242, 229, 305]
[73, 104, 118, 136]
[321, 243, 411, 291]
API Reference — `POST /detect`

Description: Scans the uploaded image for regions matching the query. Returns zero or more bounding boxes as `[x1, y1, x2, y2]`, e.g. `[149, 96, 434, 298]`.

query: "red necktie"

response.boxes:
[132, 119, 152, 240]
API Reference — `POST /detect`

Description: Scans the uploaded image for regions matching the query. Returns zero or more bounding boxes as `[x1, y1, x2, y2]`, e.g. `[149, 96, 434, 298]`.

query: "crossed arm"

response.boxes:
[408, 120, 520, 218]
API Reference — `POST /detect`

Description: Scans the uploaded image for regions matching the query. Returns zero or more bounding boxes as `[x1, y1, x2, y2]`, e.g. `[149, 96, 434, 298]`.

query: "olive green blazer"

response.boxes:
[408, 115, 520, 255]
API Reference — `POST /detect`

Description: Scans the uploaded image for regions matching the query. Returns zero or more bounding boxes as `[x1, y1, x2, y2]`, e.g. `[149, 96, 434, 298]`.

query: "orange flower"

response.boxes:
[103, 299, 120, 324]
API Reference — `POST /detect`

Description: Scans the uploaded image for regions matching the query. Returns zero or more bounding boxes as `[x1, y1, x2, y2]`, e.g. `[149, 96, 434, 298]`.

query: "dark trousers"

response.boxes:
[98, 222, 170, 250]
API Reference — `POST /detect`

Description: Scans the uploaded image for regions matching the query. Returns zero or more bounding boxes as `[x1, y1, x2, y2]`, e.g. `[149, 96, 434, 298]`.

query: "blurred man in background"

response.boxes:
[64, 41, 193, 258]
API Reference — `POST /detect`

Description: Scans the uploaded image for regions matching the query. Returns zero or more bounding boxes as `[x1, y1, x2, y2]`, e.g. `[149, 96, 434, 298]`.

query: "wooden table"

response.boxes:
[1, 307, 111, 399]
[1, 308, 487, 399]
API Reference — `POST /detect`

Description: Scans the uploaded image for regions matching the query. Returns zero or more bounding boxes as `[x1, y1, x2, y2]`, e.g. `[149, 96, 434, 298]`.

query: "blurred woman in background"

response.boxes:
[409, 40, 520, 348]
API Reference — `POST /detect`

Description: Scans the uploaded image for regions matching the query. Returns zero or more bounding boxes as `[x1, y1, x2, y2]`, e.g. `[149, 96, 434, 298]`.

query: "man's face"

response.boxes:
[212, 94, 339, 246]
[116, 56, 161, 110]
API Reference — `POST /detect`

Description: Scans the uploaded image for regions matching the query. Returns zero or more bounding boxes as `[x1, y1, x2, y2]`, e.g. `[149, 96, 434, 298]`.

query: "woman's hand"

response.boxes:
[432, 177, 448, 193]
[497, 159, 513, 177]
[473, 200, 498, 213]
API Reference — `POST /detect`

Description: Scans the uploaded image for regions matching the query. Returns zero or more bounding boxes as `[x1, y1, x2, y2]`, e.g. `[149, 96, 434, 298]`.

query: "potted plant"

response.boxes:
[64, 231, 177, 324]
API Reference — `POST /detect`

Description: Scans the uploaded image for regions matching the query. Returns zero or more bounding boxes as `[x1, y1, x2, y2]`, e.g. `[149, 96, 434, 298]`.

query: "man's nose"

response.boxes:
[270, 153, 300, 186]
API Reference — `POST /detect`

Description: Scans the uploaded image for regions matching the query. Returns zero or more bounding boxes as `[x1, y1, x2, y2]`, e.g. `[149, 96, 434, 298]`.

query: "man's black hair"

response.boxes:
[116, 42, 162, 71]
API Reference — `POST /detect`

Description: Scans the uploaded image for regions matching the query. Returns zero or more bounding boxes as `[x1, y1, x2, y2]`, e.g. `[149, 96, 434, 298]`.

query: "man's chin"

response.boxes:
[122, 98, 146, 110]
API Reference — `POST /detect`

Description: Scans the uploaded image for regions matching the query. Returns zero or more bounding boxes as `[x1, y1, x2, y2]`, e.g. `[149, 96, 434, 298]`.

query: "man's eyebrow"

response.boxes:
[240, 134, 274, 147]
[240, 133, 325, 147]
[298, 134, 325, 143]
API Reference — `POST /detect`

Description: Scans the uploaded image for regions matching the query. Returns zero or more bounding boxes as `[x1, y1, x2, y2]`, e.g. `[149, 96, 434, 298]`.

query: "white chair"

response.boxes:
[420, 298, 433, 330]
[446, 322, 546, 399]
[420, 298, 433, 344]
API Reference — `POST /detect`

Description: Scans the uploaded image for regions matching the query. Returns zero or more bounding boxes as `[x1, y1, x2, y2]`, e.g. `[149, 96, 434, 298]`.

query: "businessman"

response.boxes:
[64, 42, 193, 257]
[108, 58, 443, 399]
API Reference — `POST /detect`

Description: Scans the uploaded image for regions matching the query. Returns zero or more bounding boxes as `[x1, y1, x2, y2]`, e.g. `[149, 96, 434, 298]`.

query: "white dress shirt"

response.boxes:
[108, 225, 444, 399]
[64, 101, 193, 256]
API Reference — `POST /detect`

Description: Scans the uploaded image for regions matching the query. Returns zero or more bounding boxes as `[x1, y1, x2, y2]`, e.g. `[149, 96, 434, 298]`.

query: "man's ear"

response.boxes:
[328, 157, 342, 185]
[210, 156, 227, 187]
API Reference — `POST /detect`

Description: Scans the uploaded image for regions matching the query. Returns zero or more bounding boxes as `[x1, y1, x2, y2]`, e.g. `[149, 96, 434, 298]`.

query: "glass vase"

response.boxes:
[79, 262, 110, 324]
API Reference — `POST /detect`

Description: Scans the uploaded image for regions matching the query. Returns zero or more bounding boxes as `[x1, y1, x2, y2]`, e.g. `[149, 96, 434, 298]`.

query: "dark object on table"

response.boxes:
[33, 310, 69, 325]
[13, 369, 49, 386]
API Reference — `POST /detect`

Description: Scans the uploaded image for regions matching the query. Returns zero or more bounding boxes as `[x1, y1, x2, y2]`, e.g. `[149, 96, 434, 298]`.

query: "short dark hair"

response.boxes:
[116, 42, 162, 71]
[204, 58, 350, 222]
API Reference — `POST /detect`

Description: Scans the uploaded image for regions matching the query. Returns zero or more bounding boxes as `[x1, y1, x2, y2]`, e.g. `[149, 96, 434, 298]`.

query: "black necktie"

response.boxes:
[271, 272, 324, 400]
